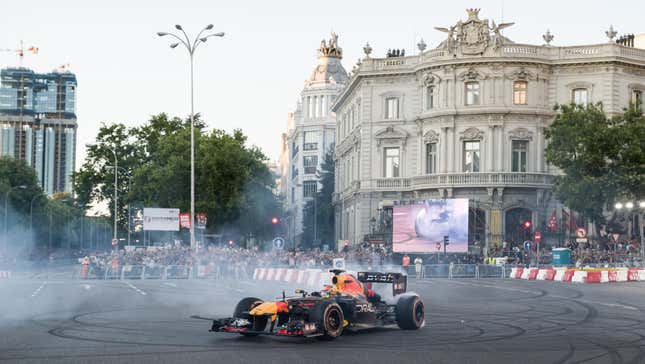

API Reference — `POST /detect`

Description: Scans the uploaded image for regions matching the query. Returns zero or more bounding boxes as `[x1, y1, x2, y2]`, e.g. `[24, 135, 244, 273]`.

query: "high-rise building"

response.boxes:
[0, 67, 77, 194]
[282, 33, 348, 247]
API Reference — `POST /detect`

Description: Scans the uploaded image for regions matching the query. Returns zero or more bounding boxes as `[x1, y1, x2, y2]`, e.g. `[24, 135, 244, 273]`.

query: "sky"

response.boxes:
[1, 0, 643, 166]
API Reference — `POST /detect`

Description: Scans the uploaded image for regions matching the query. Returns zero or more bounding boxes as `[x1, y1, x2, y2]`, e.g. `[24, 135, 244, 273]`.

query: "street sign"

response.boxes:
[576, 238, 588, 243]
[333, 258, 346, 270]
[534, 231, 542, 242]
[524, 240, 532, 251]
[272, 237, 285, 250]
[435, 242, 441, 251]
[111, 238, 118, 246]
[575, 227, 587, 238]
[611, 233, 621, 242]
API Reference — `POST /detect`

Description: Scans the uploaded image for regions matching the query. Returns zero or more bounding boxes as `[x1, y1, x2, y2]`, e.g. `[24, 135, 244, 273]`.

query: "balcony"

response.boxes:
[303, 143, 318, 151]
[360, 172, 554, 191]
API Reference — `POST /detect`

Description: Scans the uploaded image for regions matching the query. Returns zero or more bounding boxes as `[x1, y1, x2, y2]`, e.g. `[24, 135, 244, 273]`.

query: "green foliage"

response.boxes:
[545, 103, 645, 223]
[74, 113, 282, 242]
[302, 146, 335, 249]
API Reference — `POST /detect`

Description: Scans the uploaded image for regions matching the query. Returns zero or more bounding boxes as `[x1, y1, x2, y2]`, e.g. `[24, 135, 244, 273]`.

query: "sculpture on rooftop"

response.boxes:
[435, 9, 514, 55]
[319, 32, 342, 58]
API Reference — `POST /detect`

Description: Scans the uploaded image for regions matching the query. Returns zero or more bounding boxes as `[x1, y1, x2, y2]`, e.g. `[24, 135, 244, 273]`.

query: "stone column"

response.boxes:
[536, 126, 544, 173]
[486, 125, 494, 172]
[496, 126, 504, 171]
[440, 127, 448, 173]
[447, 127, 454, 172]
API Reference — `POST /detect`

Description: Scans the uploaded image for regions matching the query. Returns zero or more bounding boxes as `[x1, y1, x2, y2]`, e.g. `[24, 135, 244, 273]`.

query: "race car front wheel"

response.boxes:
[233, 297, 264, 336]
[310, 300, 344, 340]
[395, 295, 424, 330]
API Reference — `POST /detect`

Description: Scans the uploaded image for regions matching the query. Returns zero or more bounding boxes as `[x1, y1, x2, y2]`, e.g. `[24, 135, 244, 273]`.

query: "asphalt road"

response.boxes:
[1, 275, 645, 364]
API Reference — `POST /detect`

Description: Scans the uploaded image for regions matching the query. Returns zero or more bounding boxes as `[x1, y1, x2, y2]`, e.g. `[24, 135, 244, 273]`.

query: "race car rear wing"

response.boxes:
[356, 272, 407, 296]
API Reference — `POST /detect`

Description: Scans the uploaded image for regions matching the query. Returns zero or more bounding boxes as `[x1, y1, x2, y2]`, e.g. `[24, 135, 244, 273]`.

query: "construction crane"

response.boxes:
[0, 40, 39, 68]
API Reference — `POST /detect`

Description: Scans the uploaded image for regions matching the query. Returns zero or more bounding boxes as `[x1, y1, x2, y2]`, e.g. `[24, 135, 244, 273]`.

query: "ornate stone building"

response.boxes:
[283, 33, 348, 247]
[332, 9, 645, 253]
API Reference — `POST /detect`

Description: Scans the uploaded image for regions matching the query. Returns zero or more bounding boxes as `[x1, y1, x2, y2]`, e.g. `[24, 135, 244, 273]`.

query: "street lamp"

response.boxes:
[158, 24, 225, 253]
[86, 143, 118, 245]
[3, 185, 27, 251]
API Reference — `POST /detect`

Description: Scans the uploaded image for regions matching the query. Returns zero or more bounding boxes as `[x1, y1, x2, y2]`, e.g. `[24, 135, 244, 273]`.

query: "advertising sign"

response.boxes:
[196, 213, 207, 230]
[393, 199, 469, 253]
[534, 231, 542, 242]
[179, 213, 191, 229]
[143, 208, 180, 231]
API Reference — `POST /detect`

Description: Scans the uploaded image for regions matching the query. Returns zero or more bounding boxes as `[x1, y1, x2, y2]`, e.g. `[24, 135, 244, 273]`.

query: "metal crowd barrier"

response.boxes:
[420, 264, 508, 279]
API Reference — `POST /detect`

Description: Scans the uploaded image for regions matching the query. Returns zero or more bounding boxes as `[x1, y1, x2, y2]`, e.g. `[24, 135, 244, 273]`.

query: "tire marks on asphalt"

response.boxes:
[31, 281, 47, 298]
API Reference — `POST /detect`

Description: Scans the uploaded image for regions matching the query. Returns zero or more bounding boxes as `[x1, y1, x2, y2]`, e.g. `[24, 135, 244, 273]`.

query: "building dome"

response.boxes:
[306, 32, 348, 86]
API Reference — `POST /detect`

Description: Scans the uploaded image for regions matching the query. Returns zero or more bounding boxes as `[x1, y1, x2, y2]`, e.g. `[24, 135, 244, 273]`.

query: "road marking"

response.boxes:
[81, 284, 92, 290]
[163, 282, 177, 287]
[124, 281, 146, 295]
[31, 281, 47, 297]
[426, 280, 638, 310]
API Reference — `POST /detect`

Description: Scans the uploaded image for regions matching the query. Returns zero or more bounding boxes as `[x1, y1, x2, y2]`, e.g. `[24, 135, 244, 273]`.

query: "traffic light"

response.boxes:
[228, 239, 234, 246]
[523, 220, 532, 230]
[271, 217, 279, 225]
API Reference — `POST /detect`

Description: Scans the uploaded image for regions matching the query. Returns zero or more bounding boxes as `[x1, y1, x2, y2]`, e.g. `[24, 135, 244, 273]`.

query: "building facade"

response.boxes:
[0, 67, 78, 195]
[283, 33, 348, 247]
[332, 9, 645, 253]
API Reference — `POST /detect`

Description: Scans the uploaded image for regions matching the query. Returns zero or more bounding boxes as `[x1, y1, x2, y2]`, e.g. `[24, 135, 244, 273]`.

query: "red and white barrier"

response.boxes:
[0, 271, 10, 279]
[510, 266, 645, 284]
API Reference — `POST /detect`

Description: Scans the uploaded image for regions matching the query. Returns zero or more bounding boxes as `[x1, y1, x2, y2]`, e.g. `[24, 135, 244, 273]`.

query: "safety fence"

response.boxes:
[419, 264, 508, 279]
[76, 264, 514, 280]
[78, 265, 200, 280]
[510, 266, 645, 284]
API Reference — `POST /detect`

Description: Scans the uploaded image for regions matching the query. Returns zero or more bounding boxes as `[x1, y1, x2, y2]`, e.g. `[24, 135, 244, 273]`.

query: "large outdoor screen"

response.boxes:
[393, 199, 469, 253]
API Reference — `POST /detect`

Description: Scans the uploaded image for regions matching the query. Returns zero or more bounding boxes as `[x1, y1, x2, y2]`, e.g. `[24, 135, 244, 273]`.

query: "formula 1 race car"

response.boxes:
[209, 270, 424, 340]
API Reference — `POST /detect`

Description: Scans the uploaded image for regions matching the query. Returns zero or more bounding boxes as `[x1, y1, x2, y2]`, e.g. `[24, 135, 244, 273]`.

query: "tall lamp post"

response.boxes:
[157, 24, 224, 253]
[3, 185, 27, 251]
[86, 143, 118, 245]
[615, 201, 645, 267]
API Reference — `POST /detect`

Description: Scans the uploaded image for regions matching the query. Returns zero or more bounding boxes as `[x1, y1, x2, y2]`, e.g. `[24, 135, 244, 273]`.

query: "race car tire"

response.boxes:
[233, 297, 264, 336]
[395, 295, 424, 330]
[310, 300, 344, 340]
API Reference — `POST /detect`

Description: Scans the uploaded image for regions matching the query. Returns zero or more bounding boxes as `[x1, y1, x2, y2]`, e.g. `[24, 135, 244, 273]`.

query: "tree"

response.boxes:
[74, 113, 283, 244]
[545, 103, 645, 224]
[302, 146, 335, 249]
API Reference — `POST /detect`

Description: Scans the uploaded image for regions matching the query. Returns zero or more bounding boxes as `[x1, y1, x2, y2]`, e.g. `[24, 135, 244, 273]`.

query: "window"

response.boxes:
[385, 97, 399, 119]
[304, 156, 318, 175]
[303, 181, 317, 198]
[291, 165, 298, 180]
[320, 95, 326, 117]
[513, 81, 527, 105]
[426, 143, 437, 174]
[384, 147, 400, 177]
[632, 89, 643, 108]
[463, 141, 480, 172]
[303, 131, 318, 151]
[511, 140, 528, 172]
[291, 187, 295, 203]
[426, 86, 435, 110]
[572, 88, 588, 106]
[465, 82, 480, 105]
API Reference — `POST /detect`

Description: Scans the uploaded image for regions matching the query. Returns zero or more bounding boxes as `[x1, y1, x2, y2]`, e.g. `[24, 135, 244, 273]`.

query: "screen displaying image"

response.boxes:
[393, 199, 469, 253]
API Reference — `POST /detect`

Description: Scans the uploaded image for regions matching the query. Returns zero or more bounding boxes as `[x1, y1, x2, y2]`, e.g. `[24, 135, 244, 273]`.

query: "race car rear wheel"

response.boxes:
[310, 300, 344, 340]
[233, 297, 264, 336]
[395, 295, 424, 330]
